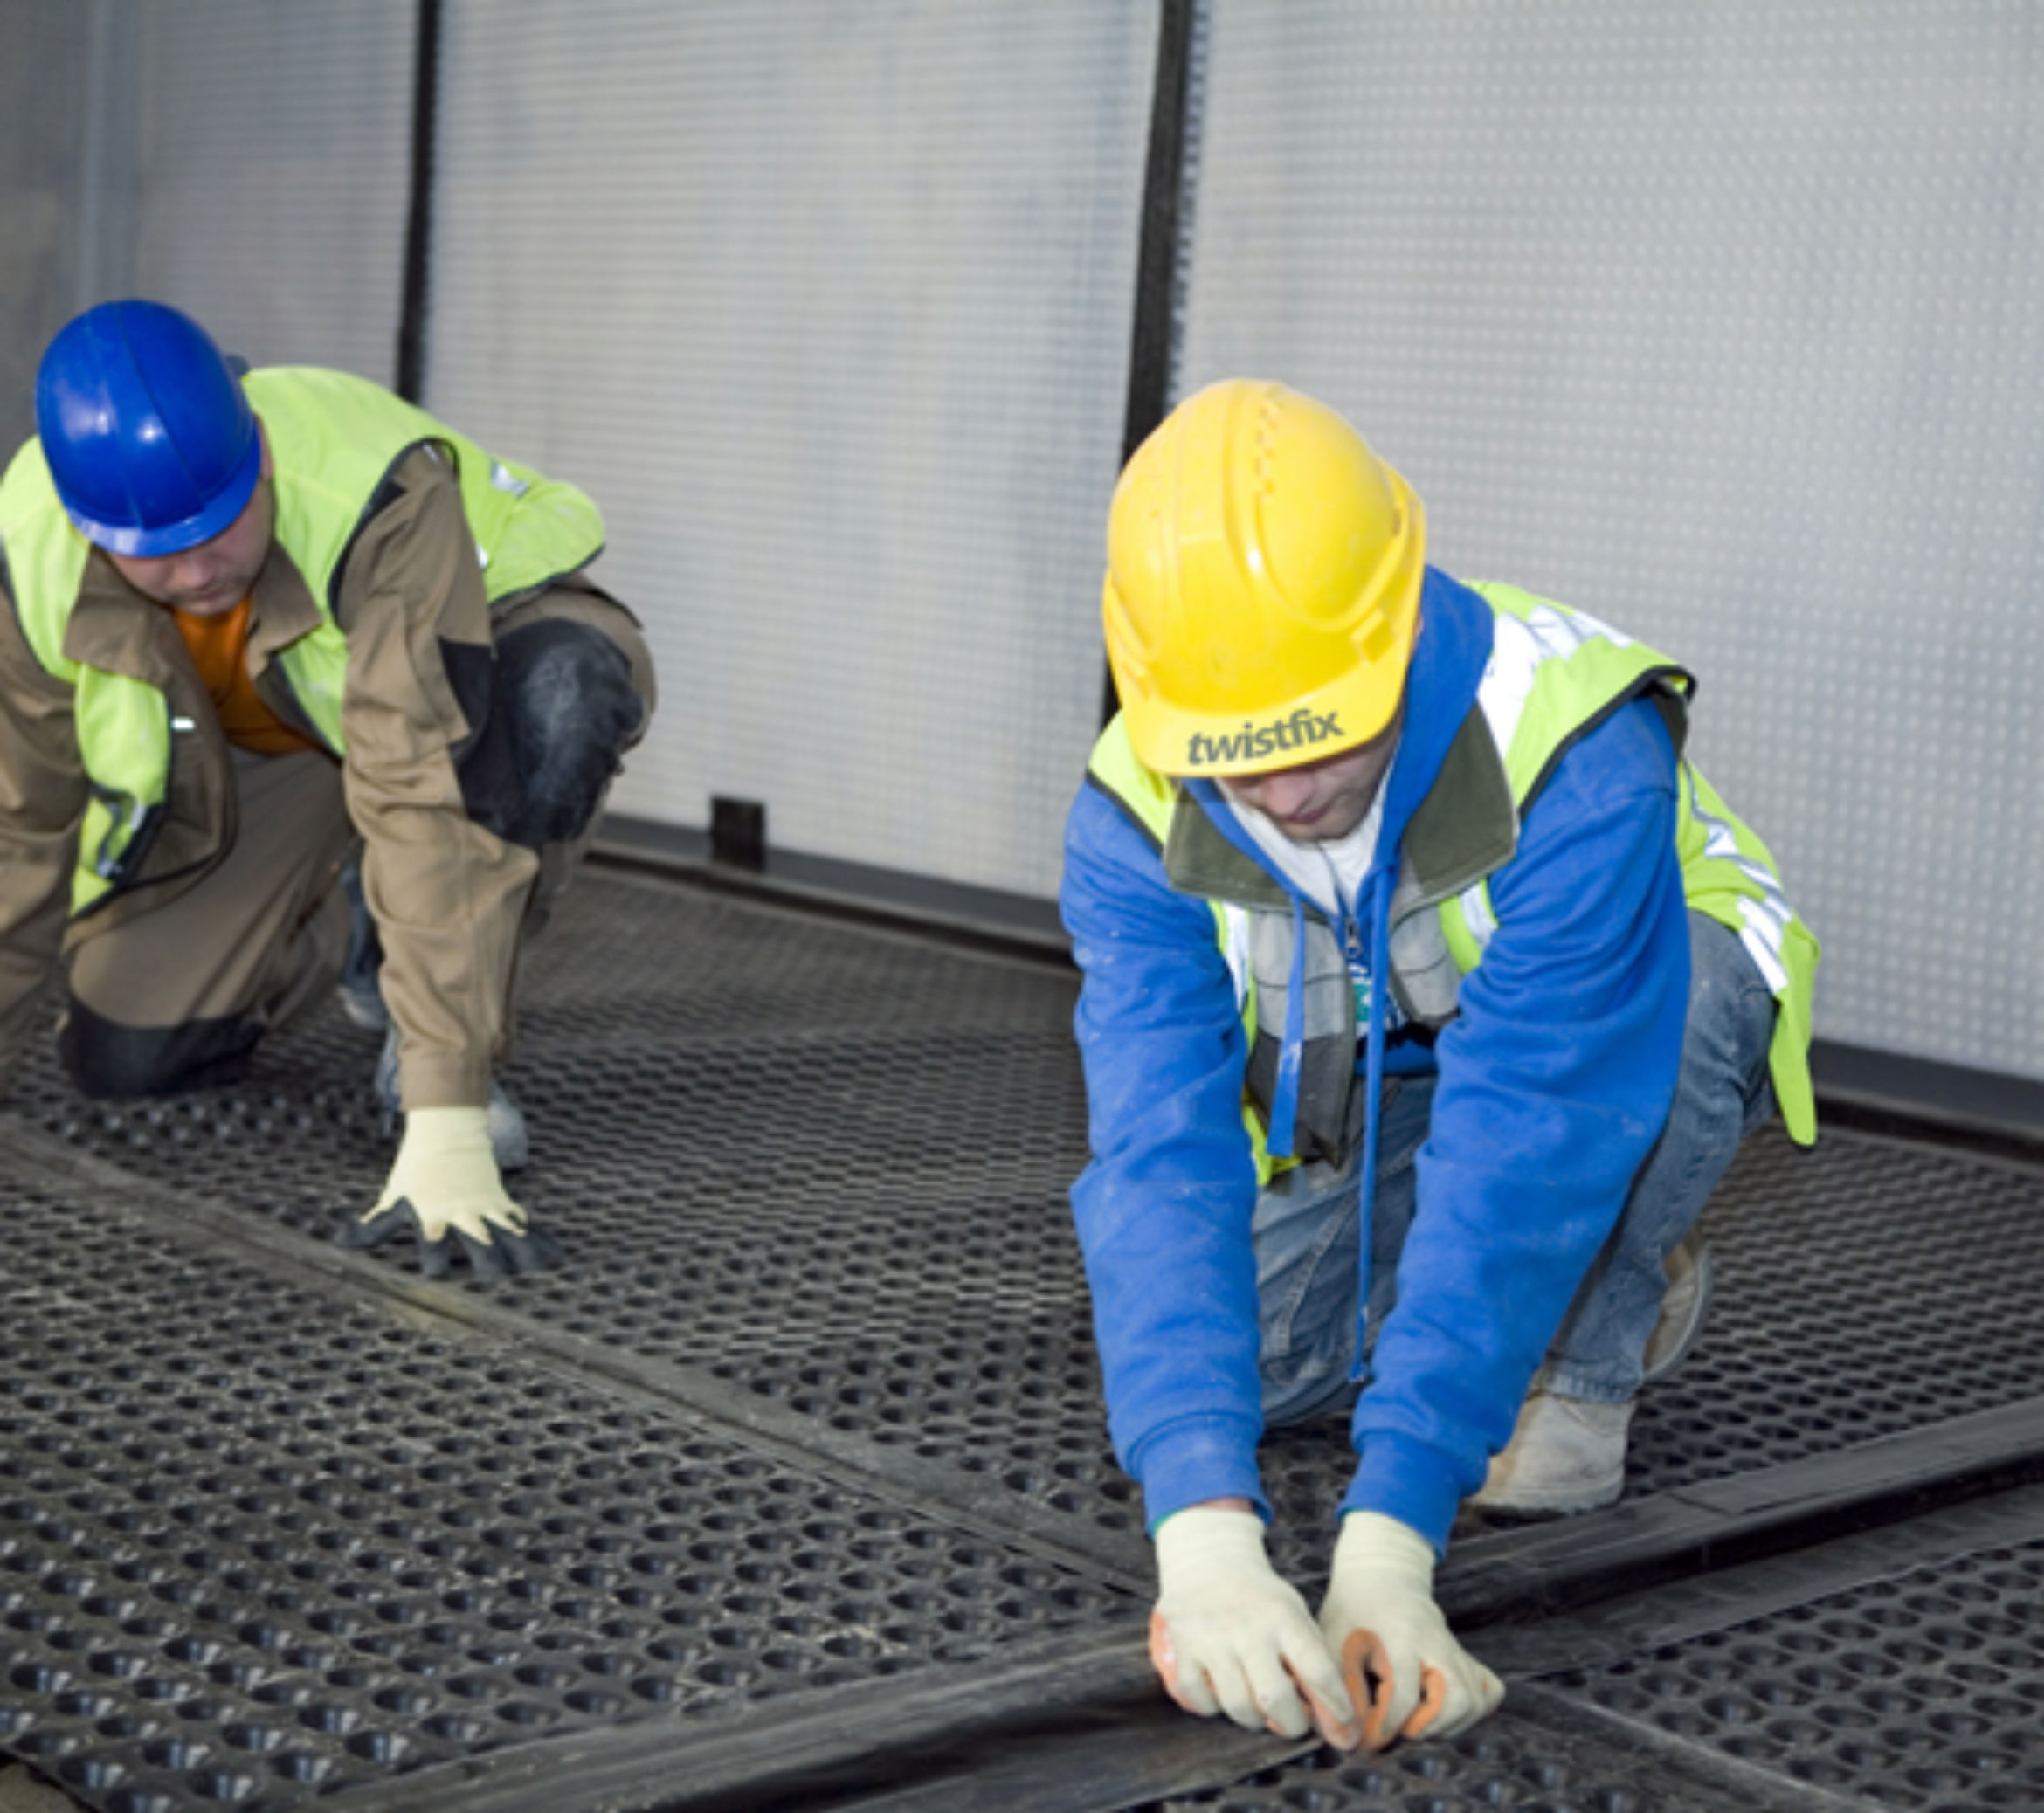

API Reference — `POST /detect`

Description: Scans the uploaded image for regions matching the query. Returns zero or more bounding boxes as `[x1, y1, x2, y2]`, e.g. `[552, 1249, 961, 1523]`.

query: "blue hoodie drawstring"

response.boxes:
[1266, 864, 1395, 1382]
[1265, 893, 1309, 1162]
[1350, 863, 1393, 1380]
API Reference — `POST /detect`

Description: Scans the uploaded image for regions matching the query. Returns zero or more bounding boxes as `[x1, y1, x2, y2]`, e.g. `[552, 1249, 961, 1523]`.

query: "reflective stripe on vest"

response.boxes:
[1465, 584, 1817, 1142]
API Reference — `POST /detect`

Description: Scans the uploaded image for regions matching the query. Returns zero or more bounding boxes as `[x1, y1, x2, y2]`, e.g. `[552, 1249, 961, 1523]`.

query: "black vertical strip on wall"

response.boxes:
[1102, 0, 1200, 728]
[395, 0, 444, 403]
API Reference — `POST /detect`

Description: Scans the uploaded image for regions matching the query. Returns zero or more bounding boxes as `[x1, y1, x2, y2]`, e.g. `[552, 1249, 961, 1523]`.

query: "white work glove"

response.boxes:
[335, 1106, 561, 1279]
[1318, 1511, 1503, 1749]
[1150, 1506, 1361, 1748]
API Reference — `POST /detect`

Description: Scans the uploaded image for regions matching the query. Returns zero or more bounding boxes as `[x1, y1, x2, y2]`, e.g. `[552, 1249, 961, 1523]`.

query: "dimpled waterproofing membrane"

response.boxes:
[1156, 1535, 2044, 1813]
[1147, 1711, 1754, 1813]
[1154, 1494, 2044, 1810]
[1563, 1541, 2044, 1811]
[0, 1184, 1136, 1810]
[12, 871, 2044, 1580]
[7, 867, 2044, 1809]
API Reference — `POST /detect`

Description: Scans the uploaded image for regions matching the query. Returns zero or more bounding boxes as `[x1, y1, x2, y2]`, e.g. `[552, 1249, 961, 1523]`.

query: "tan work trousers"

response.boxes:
[63, 745, 356, 1096]
[59, 581, 652, 1100]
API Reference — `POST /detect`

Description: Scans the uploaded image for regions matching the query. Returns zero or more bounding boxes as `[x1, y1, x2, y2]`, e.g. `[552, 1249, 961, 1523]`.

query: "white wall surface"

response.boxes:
[425, 0, 1154, 897]
[0, 1, 93, 452]
[121, 0, 413, 381]
[1178, 0, 2044, 1080]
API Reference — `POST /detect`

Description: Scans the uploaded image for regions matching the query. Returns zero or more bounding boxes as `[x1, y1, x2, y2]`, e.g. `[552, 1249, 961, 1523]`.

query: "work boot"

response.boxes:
[1469, 1392, 1633, 1516]
[372, 1026, 530, 1174]
[1642, 1224, 1715, 1385]
[1471, 1229, 1715, 1518]
[337, 864, 390, 1031]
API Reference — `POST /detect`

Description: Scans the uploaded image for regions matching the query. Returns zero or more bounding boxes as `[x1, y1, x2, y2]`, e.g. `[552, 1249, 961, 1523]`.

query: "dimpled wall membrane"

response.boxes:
[3, 864, 2044, 1810]
[1175, 0, 2044, 1086]
[426, 2, 1152, 900]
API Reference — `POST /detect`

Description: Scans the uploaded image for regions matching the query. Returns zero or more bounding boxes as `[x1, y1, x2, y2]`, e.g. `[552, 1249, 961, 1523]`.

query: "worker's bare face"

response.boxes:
[1218, 705, 1403, 843]
[107, 479, 273, 618]
[106, 423, 275, 618]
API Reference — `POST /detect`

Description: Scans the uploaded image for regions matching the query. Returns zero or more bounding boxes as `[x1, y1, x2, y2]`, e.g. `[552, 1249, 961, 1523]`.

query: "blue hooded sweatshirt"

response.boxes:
[1060, 568, 1691, 1552]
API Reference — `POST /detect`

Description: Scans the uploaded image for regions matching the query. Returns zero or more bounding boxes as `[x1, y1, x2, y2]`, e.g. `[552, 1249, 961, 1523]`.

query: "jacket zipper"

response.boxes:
[257, 656, 339, 756]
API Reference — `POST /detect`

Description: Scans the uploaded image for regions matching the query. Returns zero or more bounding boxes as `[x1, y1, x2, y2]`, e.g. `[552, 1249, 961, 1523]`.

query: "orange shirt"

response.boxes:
[172, 596, 323, 756]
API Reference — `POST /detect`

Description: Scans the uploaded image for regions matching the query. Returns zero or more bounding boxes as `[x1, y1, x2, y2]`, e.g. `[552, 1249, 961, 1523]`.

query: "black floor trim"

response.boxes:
[340, 1626, 1308, 1813]
[1477, 1479, 2044, 1677]
[1443, 1394, 2044, 1627]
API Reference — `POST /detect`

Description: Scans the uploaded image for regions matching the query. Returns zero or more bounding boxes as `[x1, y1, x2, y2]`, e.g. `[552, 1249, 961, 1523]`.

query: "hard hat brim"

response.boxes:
[1118, 584, 1419, 780]
[64, 429, 262, 559]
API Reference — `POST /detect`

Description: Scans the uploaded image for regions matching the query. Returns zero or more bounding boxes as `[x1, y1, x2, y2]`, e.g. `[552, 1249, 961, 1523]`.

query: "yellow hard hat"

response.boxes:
[1102, 378, 1425, 777]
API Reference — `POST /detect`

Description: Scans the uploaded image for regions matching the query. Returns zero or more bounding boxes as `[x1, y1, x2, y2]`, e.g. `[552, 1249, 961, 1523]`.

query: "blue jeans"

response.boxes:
[1253, 912, 1780, 1424]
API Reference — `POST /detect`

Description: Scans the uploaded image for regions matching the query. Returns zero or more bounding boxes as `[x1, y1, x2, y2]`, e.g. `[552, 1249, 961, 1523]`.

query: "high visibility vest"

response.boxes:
[0, 368, 604, 915]
[1086, 583, 1819, 1176]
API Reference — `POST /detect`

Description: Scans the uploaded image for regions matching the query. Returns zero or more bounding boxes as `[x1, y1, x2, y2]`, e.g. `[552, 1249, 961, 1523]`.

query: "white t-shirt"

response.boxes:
[1222, 776, 1389, 927]
[1220, 751, 1403, 1029]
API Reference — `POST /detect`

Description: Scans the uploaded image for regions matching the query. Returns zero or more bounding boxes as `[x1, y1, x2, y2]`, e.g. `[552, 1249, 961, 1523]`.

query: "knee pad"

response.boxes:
[59, 1000, 258, 1100]
[496, 619, 645, 846]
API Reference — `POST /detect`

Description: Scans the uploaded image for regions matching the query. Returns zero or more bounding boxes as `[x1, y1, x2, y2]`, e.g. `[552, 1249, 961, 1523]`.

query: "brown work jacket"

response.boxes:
[0, 447, 541, 1109]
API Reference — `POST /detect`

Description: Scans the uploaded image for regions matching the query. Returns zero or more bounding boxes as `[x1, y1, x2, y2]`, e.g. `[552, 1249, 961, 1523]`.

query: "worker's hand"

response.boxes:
[1318, 1511, 1502, 1750]
[1150, 1504, 1361, 1748]
[335, 1106, 560, 1279]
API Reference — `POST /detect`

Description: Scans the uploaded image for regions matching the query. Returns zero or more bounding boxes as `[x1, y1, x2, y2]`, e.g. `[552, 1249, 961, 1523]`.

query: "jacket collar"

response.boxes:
[65, 551, 184, 685]
[244, 541, 325, 672]
[1164, 566, 1501, 910]
[61, 525, 324, 685]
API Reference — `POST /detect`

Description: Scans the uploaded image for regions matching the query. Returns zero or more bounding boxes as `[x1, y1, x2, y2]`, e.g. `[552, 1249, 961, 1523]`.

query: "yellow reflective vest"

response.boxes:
[1085, 582, 1819, 1172]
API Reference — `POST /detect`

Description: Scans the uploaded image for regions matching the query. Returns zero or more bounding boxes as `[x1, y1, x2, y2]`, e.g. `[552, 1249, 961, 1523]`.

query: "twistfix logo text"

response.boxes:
[1185, 708, 1343, 769]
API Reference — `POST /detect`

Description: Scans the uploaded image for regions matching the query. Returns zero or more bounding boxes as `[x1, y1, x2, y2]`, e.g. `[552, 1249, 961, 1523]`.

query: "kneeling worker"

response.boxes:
[1061, 380, 1816, 1750]
[0, 300, 654, 1277]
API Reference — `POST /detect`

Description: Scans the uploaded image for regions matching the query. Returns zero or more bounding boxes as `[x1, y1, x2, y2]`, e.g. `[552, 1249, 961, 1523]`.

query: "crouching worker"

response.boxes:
[1060, 381, 1817, 1749]
[0, 300, 654, 1277]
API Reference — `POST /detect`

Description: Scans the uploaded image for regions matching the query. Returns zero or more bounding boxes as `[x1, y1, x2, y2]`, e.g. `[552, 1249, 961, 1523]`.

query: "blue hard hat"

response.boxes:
[35, 300, 261, 558]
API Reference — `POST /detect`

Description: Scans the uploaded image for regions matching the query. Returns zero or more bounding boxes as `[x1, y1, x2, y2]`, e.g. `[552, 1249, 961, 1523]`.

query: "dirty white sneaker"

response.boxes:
[1642, 1224, 1715, 1385]
[1470, 1392, 1633, 1514]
